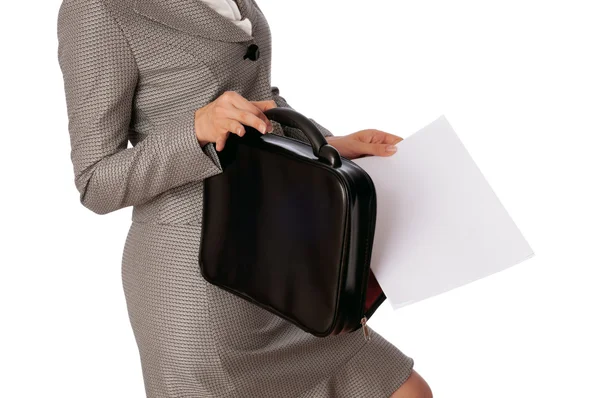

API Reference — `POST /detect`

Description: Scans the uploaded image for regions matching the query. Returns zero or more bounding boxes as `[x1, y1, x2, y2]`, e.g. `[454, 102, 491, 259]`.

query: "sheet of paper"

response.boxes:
[352, 115, 534, 309]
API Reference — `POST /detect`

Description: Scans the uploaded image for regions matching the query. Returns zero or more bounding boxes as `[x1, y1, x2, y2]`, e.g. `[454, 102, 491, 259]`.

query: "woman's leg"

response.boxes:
[389, 369, 433, 398]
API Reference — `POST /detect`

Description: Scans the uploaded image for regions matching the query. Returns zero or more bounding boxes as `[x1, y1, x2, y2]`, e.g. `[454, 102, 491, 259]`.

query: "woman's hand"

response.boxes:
[194, 91, 277, 151]
[325, 129, 403, 160]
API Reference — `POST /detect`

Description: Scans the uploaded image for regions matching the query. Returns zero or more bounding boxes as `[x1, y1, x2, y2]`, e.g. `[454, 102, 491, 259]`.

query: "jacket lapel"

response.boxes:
[133, 0, 255, 42]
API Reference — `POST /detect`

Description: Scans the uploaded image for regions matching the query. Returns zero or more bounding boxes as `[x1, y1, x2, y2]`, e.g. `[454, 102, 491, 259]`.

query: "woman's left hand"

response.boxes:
[325, 129, 403, 160]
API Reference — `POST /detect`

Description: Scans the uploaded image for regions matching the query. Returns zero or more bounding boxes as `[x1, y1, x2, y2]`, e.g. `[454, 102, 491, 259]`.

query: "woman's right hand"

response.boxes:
[194, 90, 277, 151]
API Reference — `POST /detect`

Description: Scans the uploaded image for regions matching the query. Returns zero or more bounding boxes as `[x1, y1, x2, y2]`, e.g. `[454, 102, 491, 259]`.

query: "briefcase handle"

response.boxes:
[264, 107, 342, 168]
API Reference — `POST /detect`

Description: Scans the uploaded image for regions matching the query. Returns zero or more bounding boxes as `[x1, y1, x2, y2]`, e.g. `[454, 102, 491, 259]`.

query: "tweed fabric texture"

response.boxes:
[57, 0, 414, 396]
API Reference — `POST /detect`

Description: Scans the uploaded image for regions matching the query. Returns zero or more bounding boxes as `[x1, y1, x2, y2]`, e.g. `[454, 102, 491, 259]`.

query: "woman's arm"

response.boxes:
[57, 0, 223, 215]
[270, 86, 335, 141]
[270, 87, 402, 159]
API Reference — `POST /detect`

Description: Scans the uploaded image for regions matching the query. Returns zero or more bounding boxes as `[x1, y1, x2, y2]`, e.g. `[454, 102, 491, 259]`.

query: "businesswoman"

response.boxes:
[57, 0, 432, 396]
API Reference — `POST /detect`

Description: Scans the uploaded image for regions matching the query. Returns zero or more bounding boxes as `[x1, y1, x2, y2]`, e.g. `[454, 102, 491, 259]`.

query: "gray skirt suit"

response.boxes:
[56, 0, 414, 396]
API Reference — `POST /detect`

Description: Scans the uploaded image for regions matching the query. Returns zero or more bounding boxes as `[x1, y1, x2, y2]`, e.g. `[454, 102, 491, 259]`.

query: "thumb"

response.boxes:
[355, 141, 398, 157]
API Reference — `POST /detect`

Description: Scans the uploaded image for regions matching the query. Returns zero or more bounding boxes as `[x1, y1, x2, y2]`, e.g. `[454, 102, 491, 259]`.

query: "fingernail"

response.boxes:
[386, 145, 397, 152]
[260, 124, 267, 134]
[267, 122, 273, 132]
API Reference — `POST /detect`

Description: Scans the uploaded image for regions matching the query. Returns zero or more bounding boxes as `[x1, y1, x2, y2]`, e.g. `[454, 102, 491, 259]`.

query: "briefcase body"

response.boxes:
[200, 107, 385, 339]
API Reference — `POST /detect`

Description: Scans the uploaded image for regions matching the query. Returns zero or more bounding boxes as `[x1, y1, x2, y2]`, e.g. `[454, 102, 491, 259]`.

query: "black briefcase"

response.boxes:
[199, 107, 385, 340]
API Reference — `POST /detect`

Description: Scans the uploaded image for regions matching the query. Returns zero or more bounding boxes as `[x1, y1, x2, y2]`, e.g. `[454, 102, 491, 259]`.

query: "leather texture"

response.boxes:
[57, 0, 414, 396]
[201, 107, 386, 337]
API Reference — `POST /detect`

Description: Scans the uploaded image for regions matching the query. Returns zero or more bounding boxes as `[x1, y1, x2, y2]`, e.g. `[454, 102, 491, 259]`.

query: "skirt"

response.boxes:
[122, 222, 414, 397]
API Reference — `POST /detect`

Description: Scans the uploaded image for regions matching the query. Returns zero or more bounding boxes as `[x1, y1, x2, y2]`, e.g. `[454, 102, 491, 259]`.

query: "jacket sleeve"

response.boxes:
[57, 0, 222, 215]
[270, 86, 335, 143]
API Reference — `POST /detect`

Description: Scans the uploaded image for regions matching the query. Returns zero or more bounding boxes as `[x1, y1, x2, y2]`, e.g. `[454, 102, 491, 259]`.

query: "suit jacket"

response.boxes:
[56, 4, 417, 396]
[57, 0, 334, 224]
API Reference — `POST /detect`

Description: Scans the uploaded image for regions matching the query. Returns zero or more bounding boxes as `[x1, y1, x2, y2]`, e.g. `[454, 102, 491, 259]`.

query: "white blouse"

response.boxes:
[201, 0, 253, 36]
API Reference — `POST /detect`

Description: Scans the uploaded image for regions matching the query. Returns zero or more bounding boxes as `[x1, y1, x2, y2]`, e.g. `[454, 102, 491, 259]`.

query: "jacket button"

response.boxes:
[243, 44, 260, 61]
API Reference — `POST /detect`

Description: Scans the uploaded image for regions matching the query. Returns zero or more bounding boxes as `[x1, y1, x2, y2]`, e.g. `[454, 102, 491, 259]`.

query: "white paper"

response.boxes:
[352, 115, 534, 309]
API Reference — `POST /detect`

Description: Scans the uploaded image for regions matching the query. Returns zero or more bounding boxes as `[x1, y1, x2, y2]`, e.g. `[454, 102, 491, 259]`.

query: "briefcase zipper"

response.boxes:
[361, 316, 371, 341]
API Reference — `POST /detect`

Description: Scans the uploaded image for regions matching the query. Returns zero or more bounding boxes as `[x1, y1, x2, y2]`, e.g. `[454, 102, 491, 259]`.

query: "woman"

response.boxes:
[56, 0, 432, 396]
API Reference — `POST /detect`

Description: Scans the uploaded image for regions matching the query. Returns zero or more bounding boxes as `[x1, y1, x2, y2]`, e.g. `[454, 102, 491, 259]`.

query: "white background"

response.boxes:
[1, 0, 599, 396]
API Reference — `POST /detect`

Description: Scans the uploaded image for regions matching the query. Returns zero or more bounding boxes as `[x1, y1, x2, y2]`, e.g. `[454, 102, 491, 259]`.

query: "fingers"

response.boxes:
[196, 92, 275, 151]
[224, 91, 273, 133]
[225, 120, 246, 137]
[384, 134, 403, 145]
[215, 132, 229, 152]
[251, 100, 277, 131]
[354, 141, 399, 157]
[223, 107, 269, 134]
[371, 129, 404, 145]
[204, 91, 279, 152]
[252, 100, 278, 112]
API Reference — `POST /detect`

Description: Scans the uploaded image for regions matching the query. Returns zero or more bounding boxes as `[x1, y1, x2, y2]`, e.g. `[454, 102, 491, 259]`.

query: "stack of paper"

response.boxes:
[352, 116, 534, 309]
